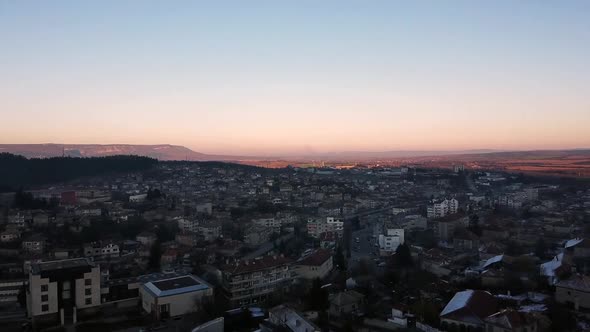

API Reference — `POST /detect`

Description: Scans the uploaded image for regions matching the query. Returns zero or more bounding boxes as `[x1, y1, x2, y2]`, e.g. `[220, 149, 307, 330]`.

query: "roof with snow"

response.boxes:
[483, 255, 504, 269]
[440, 290, 498, 324]
[565, 238, 584, 249]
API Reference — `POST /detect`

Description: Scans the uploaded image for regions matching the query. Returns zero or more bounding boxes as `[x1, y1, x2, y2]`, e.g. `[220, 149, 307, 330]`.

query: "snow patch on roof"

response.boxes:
[441, 290, 474, 316]
[483, 255, 504, 269]
[565, 238, 583, 249]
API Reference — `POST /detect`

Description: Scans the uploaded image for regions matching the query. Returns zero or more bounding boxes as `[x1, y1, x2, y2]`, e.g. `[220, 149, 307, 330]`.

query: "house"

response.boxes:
[295, 249, 333, 280]
[540, 253, 572, 285]
[328, 290, 365, 318]
[140, 275, 213, 320]
[439, 290, 498, 331]
[484, 309, 538, 332]
[555, 274, 590, 311]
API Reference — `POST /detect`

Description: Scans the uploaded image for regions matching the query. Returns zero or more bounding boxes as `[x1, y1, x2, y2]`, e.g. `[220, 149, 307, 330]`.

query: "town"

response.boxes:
[1, 157, 589, 332]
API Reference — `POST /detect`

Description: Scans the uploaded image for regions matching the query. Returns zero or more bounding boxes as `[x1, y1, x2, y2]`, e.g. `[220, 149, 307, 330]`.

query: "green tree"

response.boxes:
[148, 241, 162, 271]
[394, 243, 413, 268]
[306, 278, 329, 311]
[334, 245, 347, 271]
[535, 238, 547, 260]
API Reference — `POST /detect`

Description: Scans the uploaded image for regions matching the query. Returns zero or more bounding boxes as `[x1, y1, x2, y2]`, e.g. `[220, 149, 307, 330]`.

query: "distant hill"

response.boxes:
[0, 144, 243, 161]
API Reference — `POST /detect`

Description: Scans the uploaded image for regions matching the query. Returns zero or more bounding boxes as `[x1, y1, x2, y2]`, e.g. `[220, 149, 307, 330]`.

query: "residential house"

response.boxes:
[328, 290, 365, 318]
[439, 290, 498, 331]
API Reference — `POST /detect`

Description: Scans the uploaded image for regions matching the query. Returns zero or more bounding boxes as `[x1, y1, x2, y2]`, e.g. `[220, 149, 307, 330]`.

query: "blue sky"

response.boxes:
[1, 1, 589, 155]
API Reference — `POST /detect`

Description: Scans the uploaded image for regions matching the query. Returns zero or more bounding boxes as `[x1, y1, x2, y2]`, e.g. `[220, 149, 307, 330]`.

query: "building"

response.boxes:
[295, 249, 333, 280]
[221, 255, 294, 308]
[555, 274, 590, 311]
[22, 234, 47, 254]
[306, 217, 344, 239]
[261, 304, 321, 332]
[140, 275, 213, 320]
[440, 290, 498, 331]
[197, 221, 222, 242]
[253, 216, 282, 230]
[427, 198, 458, 219]
[177, 217, 199, 233]
[378, 229, 404, 253]
[484, 309, 538, 332]
[27, 258, 101, 326]
[328, 290, 365, 318]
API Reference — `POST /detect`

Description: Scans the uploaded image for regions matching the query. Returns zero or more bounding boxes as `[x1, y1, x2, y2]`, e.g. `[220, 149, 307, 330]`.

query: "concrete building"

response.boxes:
[378, 229, 404, 253]
[27, 258, 101, 326]
[295, 249, 333, 280]
[427, 198, 458, 219]
[262, 305, 321, 332]
[221, 255, 294, 308]
[140, 275, 213, 320]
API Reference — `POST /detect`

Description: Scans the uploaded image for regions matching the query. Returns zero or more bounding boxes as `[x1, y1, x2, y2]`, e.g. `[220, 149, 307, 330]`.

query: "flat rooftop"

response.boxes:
[31, 258, 93, 274]
[142, 275, 210, 298]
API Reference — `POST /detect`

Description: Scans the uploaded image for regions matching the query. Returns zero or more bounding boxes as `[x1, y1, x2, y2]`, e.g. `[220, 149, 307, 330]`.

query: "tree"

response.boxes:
[334, 245, 347, 271]
[148, 241, 162, 271]
[306, 278, 329, 311]
[467, 214, 482, 236]
[535, 238, 547, 260]
[394, 243, 413, 268]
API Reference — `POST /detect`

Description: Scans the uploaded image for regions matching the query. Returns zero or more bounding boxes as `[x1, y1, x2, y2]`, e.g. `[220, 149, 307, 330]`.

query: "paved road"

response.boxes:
[348, 222, 382, 271]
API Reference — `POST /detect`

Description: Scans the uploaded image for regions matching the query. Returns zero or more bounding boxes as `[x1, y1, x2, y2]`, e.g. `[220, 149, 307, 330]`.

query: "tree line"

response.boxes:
[0, 153, 158, 191]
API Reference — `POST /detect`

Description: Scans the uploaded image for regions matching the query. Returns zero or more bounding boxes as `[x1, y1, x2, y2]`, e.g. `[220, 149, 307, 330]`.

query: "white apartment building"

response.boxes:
[176, 217, 199, 233]
[427, 198, 458, 219]
[27, 258, 101, 326]
[378, 229, 405, 253]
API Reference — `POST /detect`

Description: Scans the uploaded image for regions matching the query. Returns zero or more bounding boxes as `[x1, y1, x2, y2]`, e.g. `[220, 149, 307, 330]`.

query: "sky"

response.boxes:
[1, 1, 589, 156]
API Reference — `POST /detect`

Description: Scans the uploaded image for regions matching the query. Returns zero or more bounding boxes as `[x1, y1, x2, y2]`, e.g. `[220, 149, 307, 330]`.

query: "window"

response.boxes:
[85, 289, 91, 295]
[41, 285, 48, 292]
[41, 295, 48, 302]
[41, 304, 49, 312]
[85, 279, 92, 286]
[85, 298, 92, 305]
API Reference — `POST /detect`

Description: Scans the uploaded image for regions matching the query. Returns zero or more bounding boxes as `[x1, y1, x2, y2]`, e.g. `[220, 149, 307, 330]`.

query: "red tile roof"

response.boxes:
[297, 249, 332, 267]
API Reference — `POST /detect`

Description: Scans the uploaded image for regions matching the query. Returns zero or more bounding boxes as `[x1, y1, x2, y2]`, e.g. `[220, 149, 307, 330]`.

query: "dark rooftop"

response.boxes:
[31, 258, 93, 274]
[153, 276, 200, 291]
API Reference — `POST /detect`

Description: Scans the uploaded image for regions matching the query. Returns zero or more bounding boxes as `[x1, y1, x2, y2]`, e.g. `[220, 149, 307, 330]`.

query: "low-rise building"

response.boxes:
[140, 274, 213, 320]
[295, 249, 333, 280]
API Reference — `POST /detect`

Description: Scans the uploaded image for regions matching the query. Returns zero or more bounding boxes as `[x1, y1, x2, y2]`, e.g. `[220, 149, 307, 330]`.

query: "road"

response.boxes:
[348, 221, 382, 271]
